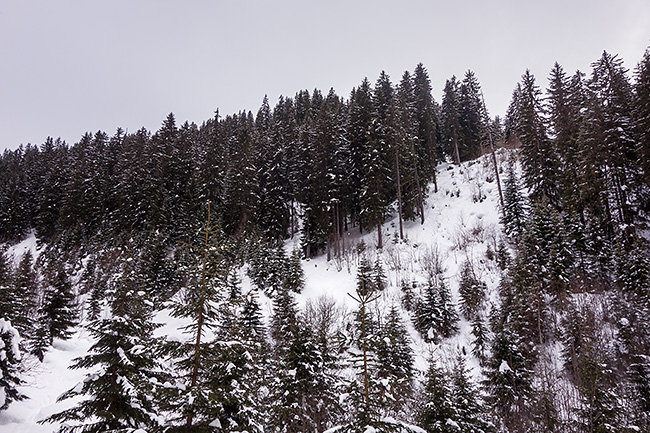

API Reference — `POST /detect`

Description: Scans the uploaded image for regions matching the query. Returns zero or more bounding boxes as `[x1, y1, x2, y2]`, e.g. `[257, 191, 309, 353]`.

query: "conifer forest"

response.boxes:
[1, 48, 650, 433]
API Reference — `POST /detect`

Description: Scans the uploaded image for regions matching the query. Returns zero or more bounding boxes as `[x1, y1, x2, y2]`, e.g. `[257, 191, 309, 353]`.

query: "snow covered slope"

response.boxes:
[0, 150, 510, 432]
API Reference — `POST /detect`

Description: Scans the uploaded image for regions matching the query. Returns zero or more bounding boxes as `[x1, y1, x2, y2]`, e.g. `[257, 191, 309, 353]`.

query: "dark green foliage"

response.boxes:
[375, 306, 415, 416]
[507, 70, 559, 206]
[270, 322, 340, 433]
[38, 265, 77, 345]
[417, 358, 456, 433]
[6, 251, 39, 337]
[484, 323, 535, 432]
[160, 208, 245, 432]
[450, 354, 492, 433]
[413, 63, 439, 188]
[441, 77, 462, 165]
[248, 241, 305, 296]
[0, 319, 26, 410]
[414, 280, 459, 342]
[501, 161, 526, 239]
[457, 70, 485, 161]
[471, 316, 489, 364]
[458, 260, 486, 321]
[634, 48, 650, 204]
[418, 355, 491, 433]
[41, 246, 164, 433]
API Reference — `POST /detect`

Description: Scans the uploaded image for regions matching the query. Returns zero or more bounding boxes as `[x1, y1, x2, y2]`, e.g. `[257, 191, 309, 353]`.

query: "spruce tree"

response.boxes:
[375, 306, 415, 418]
[7, 251, 38, 337]
[0, 318, 25, 411]
[417, 358, 456, 433]
[458, 260, 486, 321]
[634, 48, 650, 196]
[42, 244, 164, 432]
[441, 77, 462, 165]
[413, 63, 438, 191]
[501, 160, 527, 240]
[160, 204, 241, 432]
[450, 354, 491, 433]
[40, 266, 77, 343]
[457, 70, 485, 161]
[362, 71, 396, 249]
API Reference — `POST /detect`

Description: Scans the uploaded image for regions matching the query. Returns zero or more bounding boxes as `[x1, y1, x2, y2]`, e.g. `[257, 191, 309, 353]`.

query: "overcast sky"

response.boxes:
[2, 0, 649, 151]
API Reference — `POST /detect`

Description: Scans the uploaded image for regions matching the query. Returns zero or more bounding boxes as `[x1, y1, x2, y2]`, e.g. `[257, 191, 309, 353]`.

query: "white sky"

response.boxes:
[2, 0, 649, 151]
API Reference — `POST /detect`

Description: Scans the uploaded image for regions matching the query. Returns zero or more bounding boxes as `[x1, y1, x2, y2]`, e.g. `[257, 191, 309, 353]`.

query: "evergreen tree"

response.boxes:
[471, 315, 489, 364]
[42, 244, 164, 432]
[376, 306, 415, 416]
[511, 70, 559, 206]
[395, 70, 425, 229]
[417, 358, 457, 433]
[412, 63, 438, 190]
[270, 320, 339, 433]
[414, 280, 459, 342]
[361, 71, 396, 249]
[347, 79, 374, 227]
[38, 265, 77, 346]
[0, 318, 25, 410]
[450, 354, 491, 433]
[441, 77, 462, 165]
[546, 63, 585, 214]
[160, 204, 241, 432]
[588, 51, 638, 228]
[634, 48, 650, 199]
[458, 260, 486, 321]
[457, 70, 485, 161]
[501, 160, 527, 240]
[7, 251, 38, 337]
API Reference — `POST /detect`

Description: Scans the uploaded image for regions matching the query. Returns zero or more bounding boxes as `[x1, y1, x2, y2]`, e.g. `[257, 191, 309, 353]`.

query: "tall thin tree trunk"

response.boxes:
[481, 91, 505, 215]
[395, 148, 404, 240]
[454, 134, 462, 166]
[410, 141, 426, 224]
[187, 202, 212, 431]
[377, 222, 383, 250]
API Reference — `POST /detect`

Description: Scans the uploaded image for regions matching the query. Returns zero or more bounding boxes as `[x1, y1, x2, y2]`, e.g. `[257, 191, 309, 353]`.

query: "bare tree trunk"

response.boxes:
[395, 148, 404, 240]
[454, 134, 462, 166]
[481, 91, 505, 216]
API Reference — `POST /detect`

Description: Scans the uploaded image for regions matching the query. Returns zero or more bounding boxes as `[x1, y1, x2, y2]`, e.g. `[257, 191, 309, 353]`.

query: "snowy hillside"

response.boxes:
[0, 150, 510, 432]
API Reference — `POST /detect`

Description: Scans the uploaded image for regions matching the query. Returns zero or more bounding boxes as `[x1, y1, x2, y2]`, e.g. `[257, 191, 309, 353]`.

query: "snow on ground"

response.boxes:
[5, 230, 40, 267]
[1, 151, 510, 430]
[0, 330, 93, 432]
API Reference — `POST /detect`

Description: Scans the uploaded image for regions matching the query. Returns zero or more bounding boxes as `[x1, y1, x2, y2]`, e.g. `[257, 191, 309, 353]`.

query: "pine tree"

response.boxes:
[457, 70, 485, 161]
[42, 244, 165, 432]
[7, 251, 38, 338]
[414, 280, 459, 342]
[375, 306, 415, 418]
[512, 70, 559, 206]
[450, 354, 492, 433]
[206, 276, 269, 433]
[0, 318, 26, 410]
[271, 320, 339, 433]
[458, 260, 486, 321]
[501, 160, 527, 240]
[417, 358, 457, 433]
[412, 63, 438, 191]
[471, 315, 489, 364]
[347, 79, 374, 228]
[634, 48, 650, 197]
[588, 51, 638, 228]
[547, 63, 585, 214]
[43, 266, 77, 341]
[160, 204, 240, 432]
[441, 77, 462, 165]
[361, 71, 396, 249]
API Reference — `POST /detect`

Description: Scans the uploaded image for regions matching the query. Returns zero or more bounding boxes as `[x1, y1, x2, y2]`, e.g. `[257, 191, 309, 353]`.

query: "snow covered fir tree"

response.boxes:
[0, 48, 649, 432]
